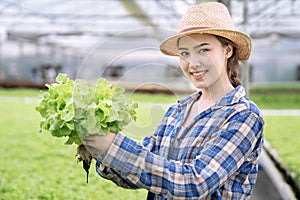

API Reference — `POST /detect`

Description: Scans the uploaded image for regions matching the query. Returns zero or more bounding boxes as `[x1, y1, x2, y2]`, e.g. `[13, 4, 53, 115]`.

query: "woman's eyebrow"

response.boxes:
[178, 47, 188, 51]
[193, 43, 210, 49]
[178, 43, 210, 51]
[178, 43, 210, 50]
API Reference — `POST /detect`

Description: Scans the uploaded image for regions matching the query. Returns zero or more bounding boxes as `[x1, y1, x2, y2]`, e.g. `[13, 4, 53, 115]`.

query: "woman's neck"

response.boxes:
[200, 80, 234, 106]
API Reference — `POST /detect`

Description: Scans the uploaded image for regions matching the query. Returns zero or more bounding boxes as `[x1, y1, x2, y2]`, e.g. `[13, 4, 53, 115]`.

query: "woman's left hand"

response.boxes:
[83, 132, 116, 158]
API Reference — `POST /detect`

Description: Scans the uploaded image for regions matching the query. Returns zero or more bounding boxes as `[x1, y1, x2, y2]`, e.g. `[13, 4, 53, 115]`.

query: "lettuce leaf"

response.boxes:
[36, 73, 138, 145]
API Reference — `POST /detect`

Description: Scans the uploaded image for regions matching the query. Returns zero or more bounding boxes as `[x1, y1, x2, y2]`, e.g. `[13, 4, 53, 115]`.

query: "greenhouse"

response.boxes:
[0, 0, 300, 199]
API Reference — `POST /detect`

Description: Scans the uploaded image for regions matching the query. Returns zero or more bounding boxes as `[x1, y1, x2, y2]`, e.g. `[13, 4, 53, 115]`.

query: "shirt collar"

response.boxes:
[178, 85, 246, 108]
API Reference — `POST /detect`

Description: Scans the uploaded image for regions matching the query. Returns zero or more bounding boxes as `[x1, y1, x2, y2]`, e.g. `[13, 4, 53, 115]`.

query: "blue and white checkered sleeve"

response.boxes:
[95, 132, 159, 189]
[94, 106, 175, 189]
[100, 110, 264, 199]
[95, 160, 141, 189]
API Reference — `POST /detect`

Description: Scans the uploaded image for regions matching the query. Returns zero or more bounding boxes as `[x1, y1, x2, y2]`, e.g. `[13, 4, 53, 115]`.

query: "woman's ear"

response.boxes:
[224, 45, 233, 58]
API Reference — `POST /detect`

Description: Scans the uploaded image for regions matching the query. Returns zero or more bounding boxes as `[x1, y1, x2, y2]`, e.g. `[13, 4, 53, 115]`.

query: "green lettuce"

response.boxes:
[35, 73, 138, 145]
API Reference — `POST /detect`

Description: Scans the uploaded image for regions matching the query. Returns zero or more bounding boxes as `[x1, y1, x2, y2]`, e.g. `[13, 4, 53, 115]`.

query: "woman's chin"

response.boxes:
[192, 81, 208, 90]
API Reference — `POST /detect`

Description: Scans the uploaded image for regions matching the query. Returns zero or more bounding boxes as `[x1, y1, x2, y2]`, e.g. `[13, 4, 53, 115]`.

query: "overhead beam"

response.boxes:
[119, 0, 156, 28]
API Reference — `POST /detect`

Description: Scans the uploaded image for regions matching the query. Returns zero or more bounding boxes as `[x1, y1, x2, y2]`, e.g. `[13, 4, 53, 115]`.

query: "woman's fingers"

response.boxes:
[82, 133, 116, 152]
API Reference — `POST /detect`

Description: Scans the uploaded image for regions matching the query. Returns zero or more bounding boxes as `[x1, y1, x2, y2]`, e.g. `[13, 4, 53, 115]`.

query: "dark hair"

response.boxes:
[215, 35, 241, 87]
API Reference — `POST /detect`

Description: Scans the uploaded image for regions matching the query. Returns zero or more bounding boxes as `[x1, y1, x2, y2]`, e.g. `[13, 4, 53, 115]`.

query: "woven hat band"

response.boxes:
[180, 27, 210, 33]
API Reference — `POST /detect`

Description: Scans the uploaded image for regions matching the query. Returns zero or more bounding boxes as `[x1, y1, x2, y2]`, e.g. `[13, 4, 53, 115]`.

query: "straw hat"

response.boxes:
[160, 2, 252, 60]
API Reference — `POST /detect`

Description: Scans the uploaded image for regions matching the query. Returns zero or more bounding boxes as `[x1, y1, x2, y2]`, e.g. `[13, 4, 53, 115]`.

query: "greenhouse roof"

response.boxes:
[0, 0, 300, 48]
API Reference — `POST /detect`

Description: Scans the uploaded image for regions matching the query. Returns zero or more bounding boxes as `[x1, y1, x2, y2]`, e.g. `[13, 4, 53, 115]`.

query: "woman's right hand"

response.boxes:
[83, 132, 116, 158]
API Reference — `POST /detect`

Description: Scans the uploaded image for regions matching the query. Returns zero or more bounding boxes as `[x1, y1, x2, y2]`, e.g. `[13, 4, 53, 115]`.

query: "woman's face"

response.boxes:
[177, 34, 232, 90]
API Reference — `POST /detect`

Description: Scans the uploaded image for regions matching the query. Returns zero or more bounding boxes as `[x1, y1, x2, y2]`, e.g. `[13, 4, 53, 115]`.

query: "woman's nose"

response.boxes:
[188, 53, 200, 68]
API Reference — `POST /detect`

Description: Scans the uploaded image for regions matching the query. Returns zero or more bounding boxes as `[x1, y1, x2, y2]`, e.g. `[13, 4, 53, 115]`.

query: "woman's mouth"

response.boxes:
[190, 70, 208, 80]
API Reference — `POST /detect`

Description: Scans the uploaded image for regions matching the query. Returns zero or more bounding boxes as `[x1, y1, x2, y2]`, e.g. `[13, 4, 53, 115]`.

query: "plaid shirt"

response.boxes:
[96, 85, 264, 200]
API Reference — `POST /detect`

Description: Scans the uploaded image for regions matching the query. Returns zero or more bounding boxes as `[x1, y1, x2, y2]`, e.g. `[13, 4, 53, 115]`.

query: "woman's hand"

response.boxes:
[83, 132, 116, 159]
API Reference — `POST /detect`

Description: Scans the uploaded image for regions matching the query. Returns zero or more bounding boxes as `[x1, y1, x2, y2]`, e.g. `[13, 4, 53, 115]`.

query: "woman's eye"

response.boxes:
[179, 51, 189, 57]
[199, 49, 208, 53]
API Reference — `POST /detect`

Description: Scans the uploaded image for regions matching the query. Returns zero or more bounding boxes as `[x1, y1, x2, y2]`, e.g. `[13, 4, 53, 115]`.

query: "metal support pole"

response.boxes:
[241, 0, 250, 95]
[240, 61, 250, 95]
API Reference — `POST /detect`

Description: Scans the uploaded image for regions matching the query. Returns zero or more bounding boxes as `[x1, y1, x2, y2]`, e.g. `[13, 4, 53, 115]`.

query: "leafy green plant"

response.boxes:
[36, 73, 138, 145]
[35, 73, 138, 182]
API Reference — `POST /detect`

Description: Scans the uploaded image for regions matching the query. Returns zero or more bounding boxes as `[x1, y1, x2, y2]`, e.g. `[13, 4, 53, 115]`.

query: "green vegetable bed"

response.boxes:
[0, 98, 147, 200]
[264, 116, 300, 185]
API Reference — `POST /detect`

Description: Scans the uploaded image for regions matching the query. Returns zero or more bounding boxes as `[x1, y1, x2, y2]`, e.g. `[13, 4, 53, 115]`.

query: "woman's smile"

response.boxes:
[189, 69, 208, 80]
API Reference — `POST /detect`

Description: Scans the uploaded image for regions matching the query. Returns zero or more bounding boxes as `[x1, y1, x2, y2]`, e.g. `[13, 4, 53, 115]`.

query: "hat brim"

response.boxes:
[159, 29, 252, 60]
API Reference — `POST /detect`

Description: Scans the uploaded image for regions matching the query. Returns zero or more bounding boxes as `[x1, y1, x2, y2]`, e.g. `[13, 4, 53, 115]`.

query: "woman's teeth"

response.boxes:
[191, 70, 207, 75]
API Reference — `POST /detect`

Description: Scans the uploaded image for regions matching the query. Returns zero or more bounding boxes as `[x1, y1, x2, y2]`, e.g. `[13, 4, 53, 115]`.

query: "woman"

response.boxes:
[84, 2, 264, 199]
